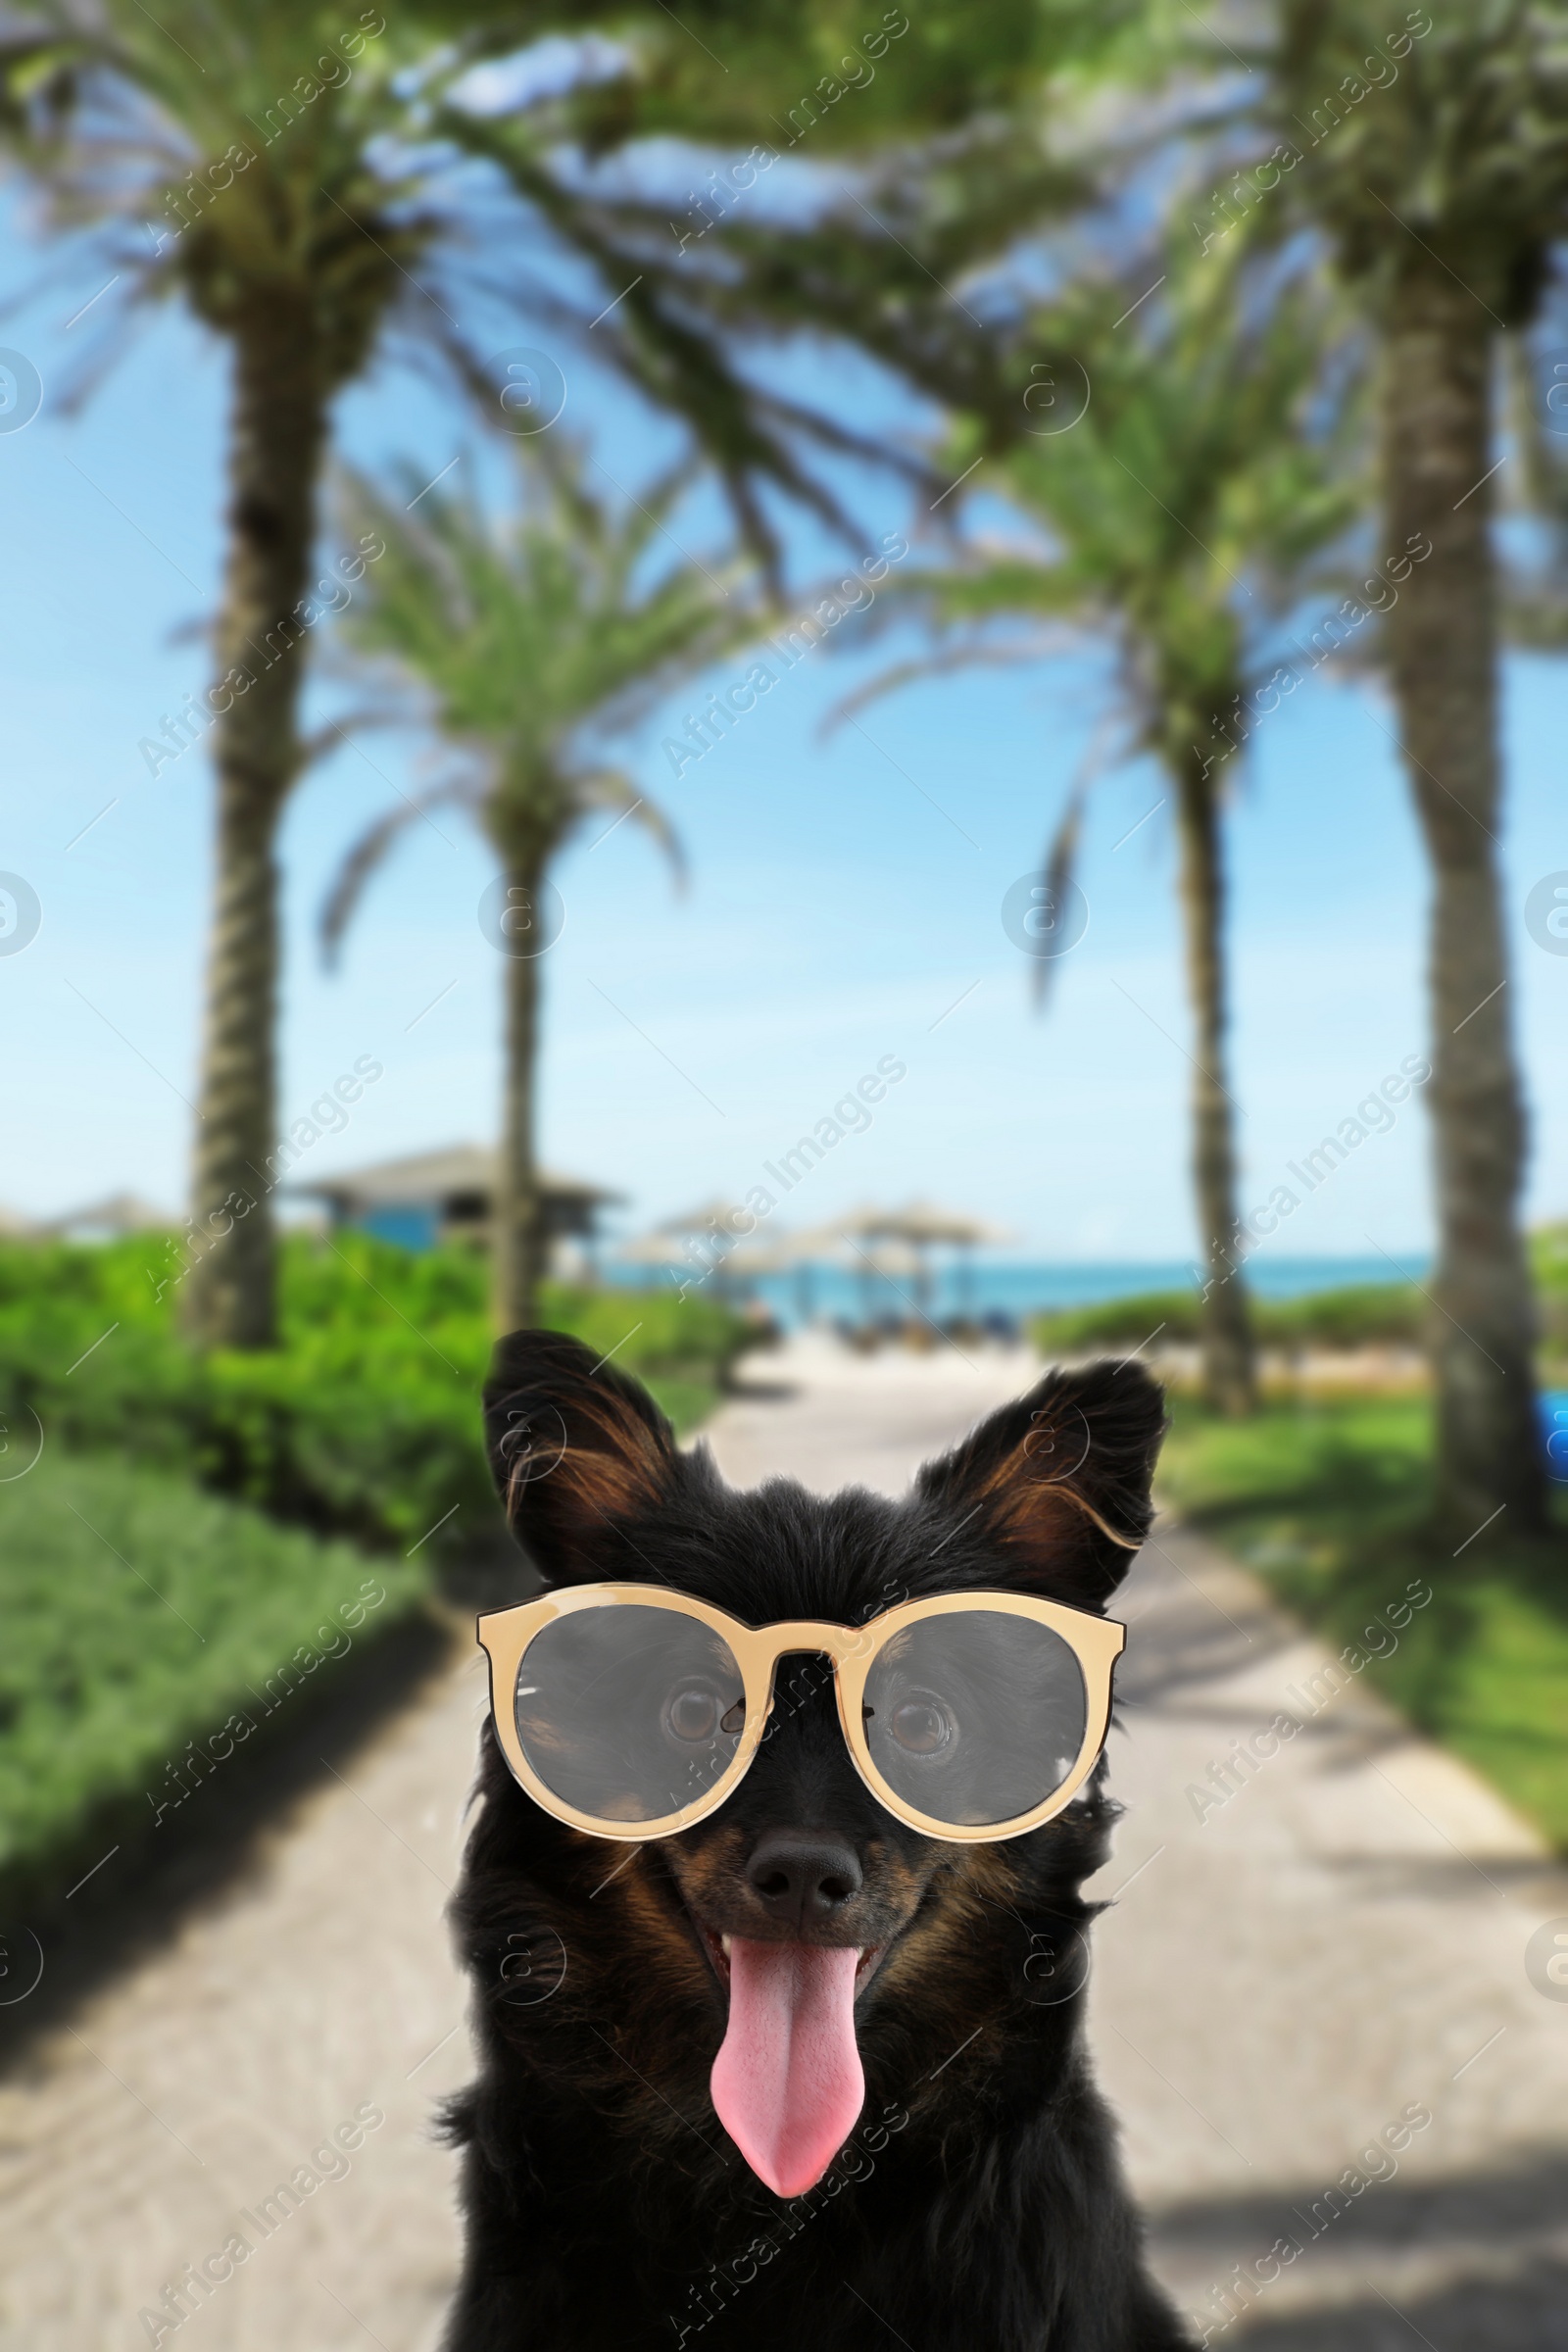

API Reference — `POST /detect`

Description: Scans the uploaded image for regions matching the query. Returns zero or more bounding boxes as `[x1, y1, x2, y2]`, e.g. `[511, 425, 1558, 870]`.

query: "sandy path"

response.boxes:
[1, 1336, 1564, 2349]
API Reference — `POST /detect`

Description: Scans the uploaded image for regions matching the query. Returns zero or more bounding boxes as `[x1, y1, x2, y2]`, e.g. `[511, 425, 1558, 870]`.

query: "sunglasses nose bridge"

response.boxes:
[753, 1636, 842, 1700]
[737, 1627, 863, 1750]
[741, 1624, 838, 1684]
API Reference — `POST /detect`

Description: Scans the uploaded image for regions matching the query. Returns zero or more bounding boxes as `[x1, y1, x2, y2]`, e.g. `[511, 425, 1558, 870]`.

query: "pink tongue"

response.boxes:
[710, 1939, 864, 2197]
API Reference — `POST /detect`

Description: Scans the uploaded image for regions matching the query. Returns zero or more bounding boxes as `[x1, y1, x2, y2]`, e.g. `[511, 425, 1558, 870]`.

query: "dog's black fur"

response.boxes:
[440, 1330, 1192, 2351]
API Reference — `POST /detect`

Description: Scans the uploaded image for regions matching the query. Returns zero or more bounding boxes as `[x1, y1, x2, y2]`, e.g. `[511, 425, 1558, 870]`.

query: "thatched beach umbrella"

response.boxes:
[618, 1200, 758, 1299]
[612, 1230, 688, 1266]
[842, 1200, 1014, 1316]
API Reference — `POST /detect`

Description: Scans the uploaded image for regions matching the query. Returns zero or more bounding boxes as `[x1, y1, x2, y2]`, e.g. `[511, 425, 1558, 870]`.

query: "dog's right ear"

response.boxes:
[913, 1357, 1166, 1611]
[482, 1329, 678, 1585]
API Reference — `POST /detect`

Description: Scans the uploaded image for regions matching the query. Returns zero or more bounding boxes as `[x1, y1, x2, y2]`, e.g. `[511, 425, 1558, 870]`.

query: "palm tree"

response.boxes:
[1265, 0, 1568, 1535]
[321, 448, 747, 1330]
[0, 0, 479, 1347]
[0, 0, 972, 1348]
[841, 256, 1355, 1414]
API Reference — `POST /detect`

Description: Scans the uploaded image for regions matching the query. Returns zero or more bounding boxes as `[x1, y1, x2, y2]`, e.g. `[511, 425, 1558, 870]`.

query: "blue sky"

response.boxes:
[2, 207, 1566, 1266]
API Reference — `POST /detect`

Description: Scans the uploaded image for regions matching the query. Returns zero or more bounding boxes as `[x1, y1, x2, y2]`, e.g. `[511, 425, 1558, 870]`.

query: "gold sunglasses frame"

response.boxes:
[477, 1584, 1125, 1846]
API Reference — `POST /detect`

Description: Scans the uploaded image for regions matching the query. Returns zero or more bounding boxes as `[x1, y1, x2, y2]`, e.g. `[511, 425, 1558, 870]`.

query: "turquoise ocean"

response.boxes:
[601, 1252, 1430, 1331]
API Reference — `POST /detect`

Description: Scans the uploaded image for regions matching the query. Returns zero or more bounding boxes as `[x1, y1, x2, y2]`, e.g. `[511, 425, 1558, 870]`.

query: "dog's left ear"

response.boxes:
[914, 1359, 1167, 1608]
[482, 1328, 680, 1585]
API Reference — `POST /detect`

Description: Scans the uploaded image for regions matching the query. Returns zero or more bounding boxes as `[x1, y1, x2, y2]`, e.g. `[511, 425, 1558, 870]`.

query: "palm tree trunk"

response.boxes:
[494, 855, 547, 1333]
[184, 298, 325, 1350]
[1381, 263, 1543, 1539]
[1173, 746, 1256, 1416]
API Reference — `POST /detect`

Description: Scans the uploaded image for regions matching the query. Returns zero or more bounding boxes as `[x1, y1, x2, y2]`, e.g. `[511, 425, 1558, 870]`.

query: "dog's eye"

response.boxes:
[665, 1688, 721, 1742]
[890, 1693, 956, 1756]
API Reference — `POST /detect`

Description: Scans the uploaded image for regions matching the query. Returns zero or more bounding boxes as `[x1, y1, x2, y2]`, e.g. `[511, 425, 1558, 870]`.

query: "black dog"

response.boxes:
[440, 1330, 1191, 2350]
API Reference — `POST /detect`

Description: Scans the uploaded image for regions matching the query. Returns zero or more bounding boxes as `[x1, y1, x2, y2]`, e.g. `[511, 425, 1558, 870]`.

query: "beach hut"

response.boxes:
[295, 1145, 622, 1268]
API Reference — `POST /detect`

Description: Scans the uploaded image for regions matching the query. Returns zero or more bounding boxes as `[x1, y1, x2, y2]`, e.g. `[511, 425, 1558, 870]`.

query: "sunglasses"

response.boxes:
[477, 1584, 1125, 1845]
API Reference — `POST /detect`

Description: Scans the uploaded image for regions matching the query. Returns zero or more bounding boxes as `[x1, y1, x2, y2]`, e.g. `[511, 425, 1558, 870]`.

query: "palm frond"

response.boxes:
[318, 781, 474, 967]
[1029, 710, 1133, 1009]
[574, 768, 687, 889]
[298, 710, 409, 772]
[1031, 782, 1088, 1012]
[822, 641, 1068, 737]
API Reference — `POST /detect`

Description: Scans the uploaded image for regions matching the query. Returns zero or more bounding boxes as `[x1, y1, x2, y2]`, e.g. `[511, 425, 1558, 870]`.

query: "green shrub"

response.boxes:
[1533, 1222, 1568, 1295]
[0, 1451, 428, 1886]
[1256, 1283, 1426, 1349]
[0, 1233, 748, 1555]
[1030, 1290, 1203, 1353]
[1030, 1280, 1426, 1357]
[1532, 1226, 1568, 1354]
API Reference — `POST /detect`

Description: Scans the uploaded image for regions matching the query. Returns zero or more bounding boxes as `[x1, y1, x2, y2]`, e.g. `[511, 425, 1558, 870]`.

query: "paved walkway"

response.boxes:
[2, 1338, 1565, 2349]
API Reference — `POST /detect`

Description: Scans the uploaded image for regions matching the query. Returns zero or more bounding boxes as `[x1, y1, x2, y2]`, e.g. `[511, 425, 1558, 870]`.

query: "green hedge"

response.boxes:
[1031, 1281, 1427, 1357]
[1031, 1290, 1203, 1353]
[0, 1450, 429, 1889]
[1030, 1236, 1568, 1361]
[0, 1234, 748, 1557]
[1533, 1224, 1568, 1353]
[1257, 1283, 1428, 1349]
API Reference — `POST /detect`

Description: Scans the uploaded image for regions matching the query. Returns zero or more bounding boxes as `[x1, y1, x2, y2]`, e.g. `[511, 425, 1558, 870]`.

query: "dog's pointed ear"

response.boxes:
[915, 1360, 1167, 1609]
[482, 1329, 679, 1585]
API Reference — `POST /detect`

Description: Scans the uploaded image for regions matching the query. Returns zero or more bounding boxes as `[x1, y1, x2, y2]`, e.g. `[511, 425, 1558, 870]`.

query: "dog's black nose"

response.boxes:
[745, 1831, 863, 1927]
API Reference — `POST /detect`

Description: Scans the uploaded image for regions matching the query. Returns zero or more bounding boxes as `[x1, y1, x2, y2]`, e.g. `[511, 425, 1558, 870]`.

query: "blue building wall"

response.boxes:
[357, 1204, 440, 1252]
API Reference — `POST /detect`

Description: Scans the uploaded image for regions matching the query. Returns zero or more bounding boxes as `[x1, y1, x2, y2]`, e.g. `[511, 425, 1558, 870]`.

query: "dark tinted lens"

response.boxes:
[514, 1604, 745, 1823]
[863, 1609, 1088, 1827]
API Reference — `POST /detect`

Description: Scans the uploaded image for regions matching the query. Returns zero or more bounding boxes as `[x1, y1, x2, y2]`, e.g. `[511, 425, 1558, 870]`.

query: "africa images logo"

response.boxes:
[1525, 872, 1568, 956]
